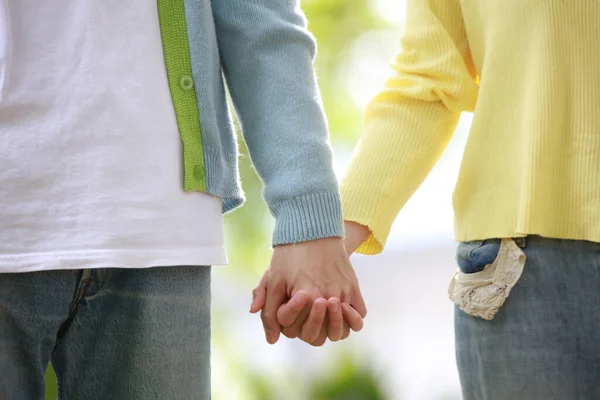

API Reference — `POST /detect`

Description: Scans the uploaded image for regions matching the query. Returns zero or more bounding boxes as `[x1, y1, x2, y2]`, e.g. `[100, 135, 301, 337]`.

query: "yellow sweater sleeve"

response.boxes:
[340, 0, 479, 255]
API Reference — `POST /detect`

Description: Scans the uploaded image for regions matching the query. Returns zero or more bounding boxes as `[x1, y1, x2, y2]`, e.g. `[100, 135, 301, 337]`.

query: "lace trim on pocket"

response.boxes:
[448, 238, 526, 320]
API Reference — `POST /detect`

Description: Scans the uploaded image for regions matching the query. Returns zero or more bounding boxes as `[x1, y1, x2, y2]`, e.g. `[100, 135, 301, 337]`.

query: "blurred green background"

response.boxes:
[45, 1, 469, 399]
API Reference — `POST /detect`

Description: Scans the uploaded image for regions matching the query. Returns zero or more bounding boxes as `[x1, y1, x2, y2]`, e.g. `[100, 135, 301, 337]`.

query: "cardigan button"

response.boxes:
[194, 165, 205, 180]
[180, 75, 194, 90]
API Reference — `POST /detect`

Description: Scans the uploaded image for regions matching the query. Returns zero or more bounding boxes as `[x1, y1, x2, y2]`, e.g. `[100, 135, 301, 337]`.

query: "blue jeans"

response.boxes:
[455, 236, 600, 400]
[0, 266, 211, 400]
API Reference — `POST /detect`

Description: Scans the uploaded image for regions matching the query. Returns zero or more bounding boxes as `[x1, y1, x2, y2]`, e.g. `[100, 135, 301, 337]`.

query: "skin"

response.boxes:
[250, 223, 371, 346]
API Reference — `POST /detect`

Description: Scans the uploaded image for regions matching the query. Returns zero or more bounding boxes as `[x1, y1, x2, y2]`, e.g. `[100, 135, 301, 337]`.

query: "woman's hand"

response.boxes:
[343, 221, 371, 256]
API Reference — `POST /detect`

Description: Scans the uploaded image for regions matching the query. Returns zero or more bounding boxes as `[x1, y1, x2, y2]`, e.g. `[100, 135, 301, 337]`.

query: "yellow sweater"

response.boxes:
[340, 0, 600, 255]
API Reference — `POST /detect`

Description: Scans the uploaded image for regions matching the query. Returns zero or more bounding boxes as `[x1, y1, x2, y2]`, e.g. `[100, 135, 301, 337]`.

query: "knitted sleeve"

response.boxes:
[211, 0, 343, 246]
[340, 0, 479, 255]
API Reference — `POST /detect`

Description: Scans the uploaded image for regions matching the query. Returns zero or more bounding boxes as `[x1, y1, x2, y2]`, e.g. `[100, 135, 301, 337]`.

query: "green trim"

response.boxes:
[157, 0, 206, 191]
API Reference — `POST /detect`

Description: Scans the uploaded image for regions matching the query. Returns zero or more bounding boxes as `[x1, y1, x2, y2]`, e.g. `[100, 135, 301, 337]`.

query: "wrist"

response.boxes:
[343, 221, 370, 255]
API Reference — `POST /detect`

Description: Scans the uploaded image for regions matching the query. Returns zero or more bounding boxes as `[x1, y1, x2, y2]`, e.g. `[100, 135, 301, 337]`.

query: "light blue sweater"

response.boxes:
[157, 0, 343, 246]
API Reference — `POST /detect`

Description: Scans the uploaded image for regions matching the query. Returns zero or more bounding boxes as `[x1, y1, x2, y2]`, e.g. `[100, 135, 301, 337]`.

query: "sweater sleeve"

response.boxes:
[340, 0, 479, 255]
[211, 0, 343, 246]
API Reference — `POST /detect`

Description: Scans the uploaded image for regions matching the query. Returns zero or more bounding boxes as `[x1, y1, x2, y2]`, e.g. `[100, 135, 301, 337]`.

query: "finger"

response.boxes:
[342, 302, 364, 332]
[249, 272, 268, 314]
[260, 279, 287, 345]
[300, 298, 328, 343]
[341, 321, 351, 340]
[350, 287, 368, 319]
[310, 318, 329, 347]
[277, 291, 310, 328]
[282, 305, 311, 339]
[327, 298, 344, 342]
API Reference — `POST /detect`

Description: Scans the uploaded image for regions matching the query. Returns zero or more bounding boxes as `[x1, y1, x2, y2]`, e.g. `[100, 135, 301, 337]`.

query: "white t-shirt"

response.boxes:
[0, 1, 227, 273]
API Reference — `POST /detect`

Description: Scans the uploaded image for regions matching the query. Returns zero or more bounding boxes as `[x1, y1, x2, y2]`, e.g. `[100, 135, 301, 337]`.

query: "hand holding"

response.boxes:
[249, 237, 367, 346]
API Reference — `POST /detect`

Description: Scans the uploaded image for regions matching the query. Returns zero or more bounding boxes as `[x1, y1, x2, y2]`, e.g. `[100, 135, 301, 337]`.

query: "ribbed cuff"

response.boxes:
[271, 191, 344, 246]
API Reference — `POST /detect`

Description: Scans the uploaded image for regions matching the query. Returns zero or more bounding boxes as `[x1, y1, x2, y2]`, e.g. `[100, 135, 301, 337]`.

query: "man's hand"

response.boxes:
[249, 237, 367, 346]
[277, 222, 370, 345]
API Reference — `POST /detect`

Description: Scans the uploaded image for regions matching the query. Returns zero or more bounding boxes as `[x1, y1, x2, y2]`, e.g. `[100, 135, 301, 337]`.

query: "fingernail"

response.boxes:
[328, 299, 340, 310]
[265, 330, 274, 343]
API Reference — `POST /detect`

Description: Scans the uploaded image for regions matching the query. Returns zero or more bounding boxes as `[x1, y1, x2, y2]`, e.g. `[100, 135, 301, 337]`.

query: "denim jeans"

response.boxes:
[455, 236, 600, 400]
[0, 266, 211, 400]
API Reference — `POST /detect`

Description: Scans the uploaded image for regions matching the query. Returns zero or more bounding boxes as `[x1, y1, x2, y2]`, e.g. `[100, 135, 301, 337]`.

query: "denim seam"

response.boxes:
[69, 270, 92, 311]
[51, 269, 94, 400]
[53, 269, 93, 352]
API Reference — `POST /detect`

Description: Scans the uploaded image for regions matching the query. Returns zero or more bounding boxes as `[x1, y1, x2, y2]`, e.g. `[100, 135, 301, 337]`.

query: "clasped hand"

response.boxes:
[249, 223, 370, 346]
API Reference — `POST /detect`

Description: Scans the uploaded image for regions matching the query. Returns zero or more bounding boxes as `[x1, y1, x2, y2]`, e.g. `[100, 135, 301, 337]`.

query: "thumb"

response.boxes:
[250, 271, 268, 314]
